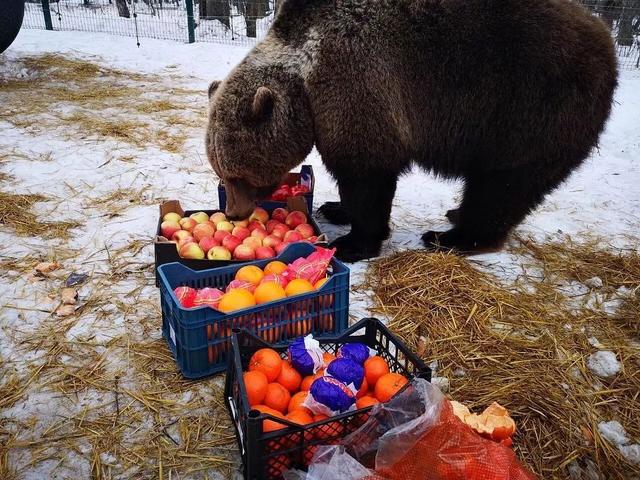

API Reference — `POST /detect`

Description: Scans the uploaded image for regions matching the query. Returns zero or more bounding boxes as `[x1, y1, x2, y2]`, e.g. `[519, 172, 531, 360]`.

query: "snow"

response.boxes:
[1, 28, 639, 478]
[598, 420, 630, 446]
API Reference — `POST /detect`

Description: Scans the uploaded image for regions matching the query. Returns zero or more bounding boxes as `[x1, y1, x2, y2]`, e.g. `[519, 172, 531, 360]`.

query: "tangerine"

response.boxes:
[243, 370, 268, 406]
[356, 377, 369, 399]
[285, 409, 314, 441]
[235, 265, 264, 285]
[374, 373, 408, 403]
[264, 382, 291, 414]
[249, 348, 283, 382]
[356, 395, 380, 409]
[314, 277, 328, 290]
[284, 278, 315, 297]
[323, 352, 336, 367]
[364, 355, 390, 388]
[254, 281, 286, 304]
[218, 288, 256, 313]
[264, 260, 287, 275]
[276, 362, 302, 393]
[312, 414, 344, 441]
[300, 369, 324, 391]
[288, 391, 311, 415]
[252, 404, 286, 432]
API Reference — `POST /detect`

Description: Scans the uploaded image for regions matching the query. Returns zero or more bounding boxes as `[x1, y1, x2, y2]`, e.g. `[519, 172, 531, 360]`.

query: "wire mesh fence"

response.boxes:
[20, 0, 640, 68]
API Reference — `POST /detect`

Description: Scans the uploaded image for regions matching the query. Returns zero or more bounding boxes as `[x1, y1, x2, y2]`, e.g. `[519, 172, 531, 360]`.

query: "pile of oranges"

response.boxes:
[242, 347, 410, 473]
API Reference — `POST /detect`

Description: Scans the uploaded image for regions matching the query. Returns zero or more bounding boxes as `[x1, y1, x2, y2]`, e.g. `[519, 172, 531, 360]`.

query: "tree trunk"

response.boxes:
[616, 0, 635, 46]
[243, 0, 268, 37]
[200, 0, 230, 29]
[116, 0, 130, 17]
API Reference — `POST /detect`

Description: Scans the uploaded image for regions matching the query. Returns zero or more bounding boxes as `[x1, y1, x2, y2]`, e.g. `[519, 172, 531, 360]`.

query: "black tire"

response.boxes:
[0, 0, 25, 54]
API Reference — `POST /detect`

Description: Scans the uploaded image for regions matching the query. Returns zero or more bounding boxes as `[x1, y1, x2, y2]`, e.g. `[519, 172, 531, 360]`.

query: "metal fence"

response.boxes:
[20, 0, 640, 67]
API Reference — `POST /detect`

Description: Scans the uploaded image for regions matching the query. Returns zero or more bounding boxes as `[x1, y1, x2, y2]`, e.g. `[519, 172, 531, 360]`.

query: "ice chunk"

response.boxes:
[587, 351, 621, 378]
[598, 420, 630, 446]
[584, 276, 603, 289]
[619, 444, 640, 464]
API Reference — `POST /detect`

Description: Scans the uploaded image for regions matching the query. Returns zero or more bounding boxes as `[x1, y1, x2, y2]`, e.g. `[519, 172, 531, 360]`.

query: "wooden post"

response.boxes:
[41, 0, 54, 30]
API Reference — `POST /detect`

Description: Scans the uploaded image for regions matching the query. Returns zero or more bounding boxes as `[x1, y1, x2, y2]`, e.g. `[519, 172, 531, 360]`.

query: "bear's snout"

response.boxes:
[224, 178, 258, 220]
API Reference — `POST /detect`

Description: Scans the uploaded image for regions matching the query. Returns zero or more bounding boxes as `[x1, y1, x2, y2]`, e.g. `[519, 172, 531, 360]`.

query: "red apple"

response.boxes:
[249, 207, 269, 224]
[263, 235, 282, 249]
[216, 221, 234, 233]
[210, 212, 227, 224]
[285, 211, 307, 228]
[179, 242, 205, 259]
[179, 217, 197, 232]
[161, 220, 181, 239]
[222, 235, 242, 254]
[248, 220, 265, 232]
[275, 242, 291, 255]
[163, 212, 182, 223]
[271, 224, 290, 239]
[193, 287, 224, 308]
[190, 211, 210, 224]
[172, 230, 193, 243]
[214, 230, 231, 242]
[193, 223, 216, 242]
[261, 273, 288, 288]
[266, 219, 282, 233]
[233, 245, 256, 261]
[255, 246, 276, 259]
[232, 226, 251, 241]
[251, 228, 268, 242]
[307, 235, 318, 243]
[284, 231, 303, 243]
[199, 236, 219, 253]
[242, 237, 262, 250]
[207, 246, 232, 260]
[233, 219, 250, 228]
[272, 208, 289, 223]
[294, 223, 314, 239]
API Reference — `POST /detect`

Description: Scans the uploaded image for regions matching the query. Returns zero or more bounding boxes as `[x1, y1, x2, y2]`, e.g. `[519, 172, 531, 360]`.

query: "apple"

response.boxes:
[216, 221, 234, 233]
[190, 211, 210, 224]
[294, 223, 314, 239]
[193, 223, 216, 241]
[210, 212, 226, 224]
[271, 224, 290, 239]
[179, 217, 197, 232]
[160, 220, 181, 239]
[163, 212, 182, 223]
[232, 226, 251, 241]
[284, 231, 303, 243]
[285, 211, 307, 228]
[255, 246, 276, 259]
[222, 235, 242, 254]
[266, 219, 281, 234]
[207, 246, 232, 260]
[247, 220, 265, 232]
[249, 207, 269, 224]
[261, 273, 288, 288]
[172, 230, 193, 243]
[275, 242, 291, 255]
[272, 208, 289, 223]
[251, 228, 268, 241]
[214, 230, 230, 242]
[177, 236, 197, 250]
[199, 236, 219, 253]
[242, 236, 262, 250]
[307, 235, 318, 243]
[233, 219, 249, 228]
[179, 242, 205, 259]
[233, 244, 256, 261]
[193, 287, 224, 308]
[263, 235, 282, 249]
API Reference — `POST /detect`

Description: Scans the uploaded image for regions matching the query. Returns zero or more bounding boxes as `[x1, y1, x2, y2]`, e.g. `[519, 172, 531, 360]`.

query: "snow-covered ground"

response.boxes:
[1, 29, 639, 479]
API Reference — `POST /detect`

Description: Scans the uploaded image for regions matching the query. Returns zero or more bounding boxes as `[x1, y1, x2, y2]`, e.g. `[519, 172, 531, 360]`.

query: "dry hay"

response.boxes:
[362, 242, 640, 479]
[0, 191, 82, 239]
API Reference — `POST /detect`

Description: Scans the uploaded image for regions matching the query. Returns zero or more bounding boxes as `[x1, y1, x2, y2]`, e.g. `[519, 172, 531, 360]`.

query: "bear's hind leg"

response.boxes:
[329, 170, 398, 262]
[423, 162, 575, 253]
[318, 201, 351, 225]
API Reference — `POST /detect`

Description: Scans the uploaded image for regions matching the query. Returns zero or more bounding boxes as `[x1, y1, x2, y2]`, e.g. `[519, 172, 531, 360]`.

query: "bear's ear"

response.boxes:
[251, 86, 274, 121]
[208, 80, 221, 99]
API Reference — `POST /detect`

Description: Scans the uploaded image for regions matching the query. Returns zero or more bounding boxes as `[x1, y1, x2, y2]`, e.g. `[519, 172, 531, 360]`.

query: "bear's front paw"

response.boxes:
[330, 233, 382, 263]
[422, 229, 504, 254]
[445, 208, 461, 225]
[318, 201, 351, 225]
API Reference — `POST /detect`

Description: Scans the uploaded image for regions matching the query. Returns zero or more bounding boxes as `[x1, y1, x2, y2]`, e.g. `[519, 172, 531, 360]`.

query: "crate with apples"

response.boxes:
[218, 165, 315, 214]
[158, 243, 349, 379]
[154, 199, 326, 286]
[224, 318, 431, 480]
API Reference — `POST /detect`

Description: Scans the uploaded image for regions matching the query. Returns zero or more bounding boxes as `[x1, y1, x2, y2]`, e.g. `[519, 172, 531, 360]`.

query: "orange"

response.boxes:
[300, 375, 314, 392]
[276, 362, 302, 393]
[313, 414, 344, 441]
[285, 409, 314, 441]
[218, 289, 256, 313]
[284, 278, 315, 297]
[264, 382, 291, 414]
[303, 444, 318, 466]
[264, 260, 287, 275]
[314, 277, 328, 290]
[364, 356, 390, 388]
[374, 373, 408, 403]
[254, 281, 286, 304]
[243, 370, 268, 406]
[252, 404, 286, 432]
[235, 265, 264, 285]
[249, 348, 283, 382]
[323, 352, 336, 367]
[266, 453, 290, 478]
[356, 395, 379, 409]
[356, 377, 369, 399]
[288, 391, 311, 415]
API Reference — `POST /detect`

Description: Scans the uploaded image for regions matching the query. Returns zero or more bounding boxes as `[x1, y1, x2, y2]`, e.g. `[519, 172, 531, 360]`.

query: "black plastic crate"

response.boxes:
[218, 165, 314, 214]
[224, 317, 431, 480]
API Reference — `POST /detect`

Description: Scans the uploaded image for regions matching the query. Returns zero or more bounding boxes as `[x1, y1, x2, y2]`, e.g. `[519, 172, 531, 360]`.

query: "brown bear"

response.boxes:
[206, 0, 617, 262]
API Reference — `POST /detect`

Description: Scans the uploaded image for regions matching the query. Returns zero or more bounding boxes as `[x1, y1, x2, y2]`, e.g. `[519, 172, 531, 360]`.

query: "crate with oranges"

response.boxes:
[224, 318, 431, 480]
[158, 243, 349, 379]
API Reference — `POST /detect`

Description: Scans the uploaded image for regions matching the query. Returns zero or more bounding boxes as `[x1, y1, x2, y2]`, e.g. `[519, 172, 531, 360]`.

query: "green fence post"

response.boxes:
[185, 0, 195, 43]
[41, 0, 54, 30]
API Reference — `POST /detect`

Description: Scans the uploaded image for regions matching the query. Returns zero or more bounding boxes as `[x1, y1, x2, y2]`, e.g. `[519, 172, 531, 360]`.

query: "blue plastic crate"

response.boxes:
[158, 243, 349, 379]
[218, 165, 314, 214]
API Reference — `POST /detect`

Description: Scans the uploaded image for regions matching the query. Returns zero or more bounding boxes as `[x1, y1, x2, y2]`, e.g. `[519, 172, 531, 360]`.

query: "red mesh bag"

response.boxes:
[282, 246, 335, 285]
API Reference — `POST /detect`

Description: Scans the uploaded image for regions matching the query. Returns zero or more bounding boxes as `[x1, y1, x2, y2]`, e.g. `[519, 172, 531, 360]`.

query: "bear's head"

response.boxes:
[206, 66, 314, 220]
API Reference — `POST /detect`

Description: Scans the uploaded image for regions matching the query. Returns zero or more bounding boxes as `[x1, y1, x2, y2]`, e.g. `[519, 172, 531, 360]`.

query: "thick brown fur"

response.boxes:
[206, 0, 618, 262]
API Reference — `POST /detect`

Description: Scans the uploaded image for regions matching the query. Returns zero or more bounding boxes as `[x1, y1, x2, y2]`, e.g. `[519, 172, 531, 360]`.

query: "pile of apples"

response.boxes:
[160, 207, 318, 261]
